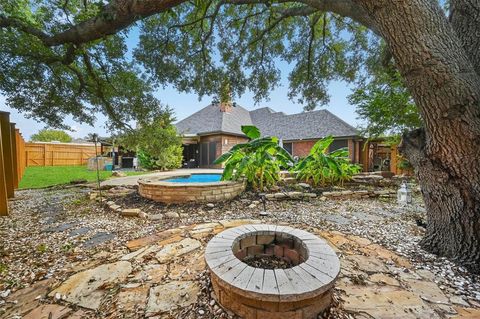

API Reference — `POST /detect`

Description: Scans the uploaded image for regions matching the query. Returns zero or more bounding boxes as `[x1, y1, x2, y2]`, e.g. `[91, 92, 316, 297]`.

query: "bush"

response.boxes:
[120, 108, 183, 171]
[293, 136, 361, 186]
[214, 125, 293, 190]
[137, 146, 183, 170]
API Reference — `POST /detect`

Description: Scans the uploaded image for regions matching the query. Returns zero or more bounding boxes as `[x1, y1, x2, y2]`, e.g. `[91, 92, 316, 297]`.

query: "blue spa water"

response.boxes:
[164, 174, 222, 183]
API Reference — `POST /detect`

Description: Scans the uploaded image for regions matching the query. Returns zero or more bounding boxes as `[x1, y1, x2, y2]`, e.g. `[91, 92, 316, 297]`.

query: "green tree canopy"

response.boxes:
[349, 50, 422, 137]
[0, 0, 379, 131]
[119, 107, 183, 170]
[30, 129, 72, 143]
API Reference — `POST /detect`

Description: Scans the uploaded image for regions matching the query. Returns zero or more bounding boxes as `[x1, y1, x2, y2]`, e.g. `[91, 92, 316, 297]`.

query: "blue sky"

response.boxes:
[0, 28, 363, 140]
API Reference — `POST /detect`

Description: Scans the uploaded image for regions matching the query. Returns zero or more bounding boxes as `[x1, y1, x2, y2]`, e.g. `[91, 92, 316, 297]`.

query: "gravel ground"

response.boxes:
[1, 183, 479, 316]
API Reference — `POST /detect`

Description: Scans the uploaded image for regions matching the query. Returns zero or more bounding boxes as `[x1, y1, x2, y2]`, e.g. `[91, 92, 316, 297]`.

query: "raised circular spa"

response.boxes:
[138, 173, 245, 204]
[205, 224, 340, 319]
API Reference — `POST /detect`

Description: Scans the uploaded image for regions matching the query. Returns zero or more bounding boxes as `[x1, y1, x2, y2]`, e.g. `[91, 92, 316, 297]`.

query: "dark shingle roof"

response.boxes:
[175, 104, 252, 136]
[250, 107, 358, 140]
[175, 105, 358, 139]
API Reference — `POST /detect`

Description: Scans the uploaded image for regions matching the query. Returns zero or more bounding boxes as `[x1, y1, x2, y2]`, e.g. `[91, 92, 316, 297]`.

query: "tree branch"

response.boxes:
[1, 0, 378, 48]
[297, 0, 378, 34]
[1, 0, 185, 46]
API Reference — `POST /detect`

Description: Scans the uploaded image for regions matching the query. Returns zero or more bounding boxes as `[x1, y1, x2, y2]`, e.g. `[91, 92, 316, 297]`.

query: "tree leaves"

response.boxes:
[30, 129, 72, 143]
[119, 107, 183, 170]
[348, 47, 422, 137]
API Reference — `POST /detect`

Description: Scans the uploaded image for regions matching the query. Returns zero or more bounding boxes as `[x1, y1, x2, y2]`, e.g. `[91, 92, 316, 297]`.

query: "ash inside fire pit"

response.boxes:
[243, 254, 293, 269]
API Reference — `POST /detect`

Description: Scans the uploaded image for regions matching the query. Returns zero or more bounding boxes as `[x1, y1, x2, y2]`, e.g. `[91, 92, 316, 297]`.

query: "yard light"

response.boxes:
[397, 181, 412, 206]
[258, 193, 268, 215]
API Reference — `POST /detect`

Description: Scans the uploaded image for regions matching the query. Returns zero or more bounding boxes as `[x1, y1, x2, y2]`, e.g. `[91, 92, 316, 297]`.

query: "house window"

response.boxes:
[283, 142, 293, 155]
[329, 139, 348, 152]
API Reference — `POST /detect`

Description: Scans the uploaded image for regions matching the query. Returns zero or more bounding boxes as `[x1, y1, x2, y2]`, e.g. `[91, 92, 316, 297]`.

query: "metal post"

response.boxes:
[93, 134, 102, 201]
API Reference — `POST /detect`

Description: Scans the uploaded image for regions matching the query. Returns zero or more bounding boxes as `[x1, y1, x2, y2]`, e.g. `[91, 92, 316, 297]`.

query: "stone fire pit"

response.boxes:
[205, 224, 340, 319]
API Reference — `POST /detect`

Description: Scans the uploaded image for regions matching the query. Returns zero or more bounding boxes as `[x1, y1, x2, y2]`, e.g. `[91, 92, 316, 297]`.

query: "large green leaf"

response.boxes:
[241, 125, 261, 140]
[310, 136, 334, 155]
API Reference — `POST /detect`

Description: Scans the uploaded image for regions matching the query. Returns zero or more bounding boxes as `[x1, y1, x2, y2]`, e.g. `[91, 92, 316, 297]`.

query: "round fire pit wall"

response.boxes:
[205, 224, 340, 319]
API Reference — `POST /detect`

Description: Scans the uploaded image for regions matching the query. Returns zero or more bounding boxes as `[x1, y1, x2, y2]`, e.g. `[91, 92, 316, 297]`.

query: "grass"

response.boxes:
[18, 165, 149, 189]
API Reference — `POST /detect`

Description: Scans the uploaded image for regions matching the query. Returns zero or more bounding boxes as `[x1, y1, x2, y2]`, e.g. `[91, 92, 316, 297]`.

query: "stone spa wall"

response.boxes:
[138, 178, 245, 204]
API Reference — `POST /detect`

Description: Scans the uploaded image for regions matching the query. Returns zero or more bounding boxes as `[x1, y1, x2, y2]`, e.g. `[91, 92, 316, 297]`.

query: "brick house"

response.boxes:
[175, 102, 362, 168]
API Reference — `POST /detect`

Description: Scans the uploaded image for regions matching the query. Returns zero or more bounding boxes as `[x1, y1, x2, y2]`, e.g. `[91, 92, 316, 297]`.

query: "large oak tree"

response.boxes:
[1, 0, 479, 272]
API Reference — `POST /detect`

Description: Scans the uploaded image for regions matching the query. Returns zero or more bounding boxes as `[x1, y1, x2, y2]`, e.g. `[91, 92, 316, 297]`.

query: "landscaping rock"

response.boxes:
[121, 208, 142, 217]
[165, 211, 180, 219]
[111, 171, 127, 177]
[109, 204, 121, 211]
[298, 182, 311, 189]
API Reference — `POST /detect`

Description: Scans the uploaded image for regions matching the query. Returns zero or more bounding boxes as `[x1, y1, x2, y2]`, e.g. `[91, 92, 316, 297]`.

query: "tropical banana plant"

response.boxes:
[214, 125, 293, 190]
[293, 136, 361, 186]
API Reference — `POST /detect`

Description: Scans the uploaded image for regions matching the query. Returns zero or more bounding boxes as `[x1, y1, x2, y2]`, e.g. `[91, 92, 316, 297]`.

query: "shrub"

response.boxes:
[137, 146, 183, 170]
[214, 125, 293, 190]
[120, 108, 183, 171]
[293, 136, 361, 186]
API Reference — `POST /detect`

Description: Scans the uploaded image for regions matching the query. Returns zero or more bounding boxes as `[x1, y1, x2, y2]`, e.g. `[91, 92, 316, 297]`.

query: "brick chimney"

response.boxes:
[219, 81, 232, 112]
[219, 101, 232, 113]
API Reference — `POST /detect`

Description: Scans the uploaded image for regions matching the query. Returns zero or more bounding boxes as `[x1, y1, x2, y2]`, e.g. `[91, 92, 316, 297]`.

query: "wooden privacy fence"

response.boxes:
[25, 142, 97, 166]
[360, 139, 412, 175]
[0, 111, 27, 216]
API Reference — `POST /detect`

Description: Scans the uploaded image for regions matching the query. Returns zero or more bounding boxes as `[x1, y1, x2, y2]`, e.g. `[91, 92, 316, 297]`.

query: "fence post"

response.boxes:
[0, 120, 8, 216]
[43, 143, 47, 166]
[10, 123, 19, 189]
[0, 112, 14, 198]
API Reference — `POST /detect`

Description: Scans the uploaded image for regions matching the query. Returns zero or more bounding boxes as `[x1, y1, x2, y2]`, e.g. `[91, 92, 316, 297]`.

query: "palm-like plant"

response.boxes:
[293, 136, 361, 186]
[214, 126, 293, 190]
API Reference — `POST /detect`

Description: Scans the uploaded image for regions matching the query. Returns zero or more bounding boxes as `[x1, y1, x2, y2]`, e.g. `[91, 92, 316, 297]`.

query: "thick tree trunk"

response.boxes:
[357, 0, 480, 272]
[399, 129, 480, 272]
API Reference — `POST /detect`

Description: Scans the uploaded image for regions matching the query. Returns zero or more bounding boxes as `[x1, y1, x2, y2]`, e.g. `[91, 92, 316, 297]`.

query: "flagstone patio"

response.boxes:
[3, 218, 479, 318]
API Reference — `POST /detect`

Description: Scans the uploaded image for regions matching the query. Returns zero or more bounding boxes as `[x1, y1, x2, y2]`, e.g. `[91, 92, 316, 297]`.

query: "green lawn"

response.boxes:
[18, 166, 149, 189]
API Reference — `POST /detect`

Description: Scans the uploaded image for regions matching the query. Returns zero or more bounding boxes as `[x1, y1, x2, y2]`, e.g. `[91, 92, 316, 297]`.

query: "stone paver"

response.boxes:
[49, 261, 132, 309]
[117, 284, 150, 313]
[341, 285, 439, 319]
[155, 238, 202, 263]
[23, 304, 73, 319]
[2, 279, 55, 318]
[82, 232, 115, 248]
[145, 281, 200, 315]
